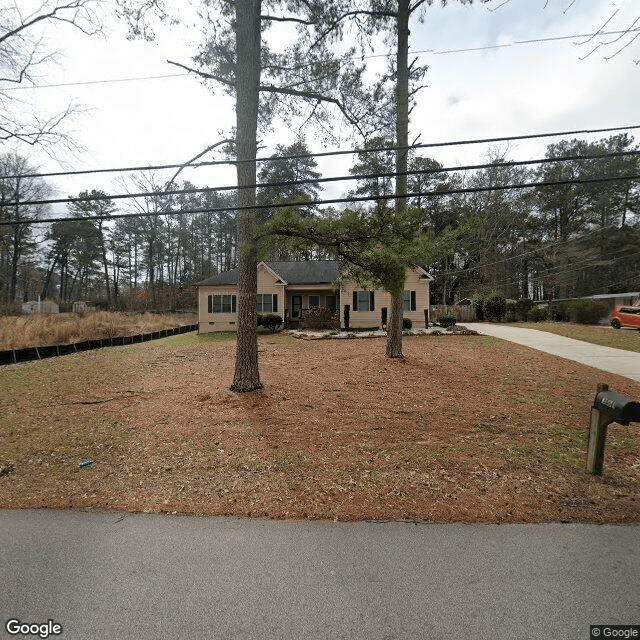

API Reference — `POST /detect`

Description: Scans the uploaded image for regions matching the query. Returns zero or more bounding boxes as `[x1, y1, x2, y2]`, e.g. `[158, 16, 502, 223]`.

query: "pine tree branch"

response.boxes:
[409, 0, 430, 12]
[167, 60, 234, 88]
[259, 84, 365, 137]
[309, 9, 397, 49]
[260, 14, 316, 25]
[165, 139, 235, 188]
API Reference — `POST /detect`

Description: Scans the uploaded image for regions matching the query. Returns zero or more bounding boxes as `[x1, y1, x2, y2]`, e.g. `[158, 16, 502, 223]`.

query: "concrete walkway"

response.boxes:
[1, 509, 638, 640]
[465, 323, 640, 383]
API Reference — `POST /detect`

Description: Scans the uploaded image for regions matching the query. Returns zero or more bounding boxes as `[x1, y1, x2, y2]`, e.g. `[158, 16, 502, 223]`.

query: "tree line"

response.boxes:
[1, 132, 638, 313]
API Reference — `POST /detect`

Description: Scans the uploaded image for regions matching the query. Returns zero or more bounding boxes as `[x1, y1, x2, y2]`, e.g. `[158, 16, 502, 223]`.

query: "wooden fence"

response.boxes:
[429, 305, 476, 323]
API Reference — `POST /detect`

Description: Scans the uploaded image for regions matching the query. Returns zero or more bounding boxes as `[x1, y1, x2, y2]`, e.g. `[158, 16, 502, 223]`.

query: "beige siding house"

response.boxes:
[197, 260, 433, 332]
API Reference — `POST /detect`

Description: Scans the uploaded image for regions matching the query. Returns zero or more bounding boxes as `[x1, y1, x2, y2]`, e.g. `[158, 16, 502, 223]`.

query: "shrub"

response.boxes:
[472, 294, 486, 321]
[568, 299, 608, 324]
[515, 298, 534, 321]
[300, 307, 339, 331]
[504, 303, 516, 323]
[258, 314, 283, 332]
[549, 302, 570, 322]
[527, 306, 548, 322]
[437, 315, 457, 328]
[483, 291, 506, 321]
[402, 317, 413, 330]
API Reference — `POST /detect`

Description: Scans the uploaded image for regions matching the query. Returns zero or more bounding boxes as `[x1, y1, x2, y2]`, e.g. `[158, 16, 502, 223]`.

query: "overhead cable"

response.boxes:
[2, 172, 640, 227]
[3, 124, 640, 180]
[3, 148, 639, 209]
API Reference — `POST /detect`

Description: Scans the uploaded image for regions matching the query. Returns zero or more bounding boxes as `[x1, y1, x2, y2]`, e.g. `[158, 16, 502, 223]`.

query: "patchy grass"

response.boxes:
[0, 311, 196, 350]
[506, 322, 640, 352]
[0, 332, 639, 523]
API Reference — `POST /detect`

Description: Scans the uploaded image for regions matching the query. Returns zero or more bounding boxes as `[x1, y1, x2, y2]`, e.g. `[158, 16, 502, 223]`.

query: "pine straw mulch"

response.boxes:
[1, 331, 639, 523]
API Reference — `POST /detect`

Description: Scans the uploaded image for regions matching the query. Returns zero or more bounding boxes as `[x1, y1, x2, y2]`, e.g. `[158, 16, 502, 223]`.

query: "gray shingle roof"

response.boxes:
[196, 260, 339, 287]
[196, 270, 240, 286]
[264, 261, 338, 284]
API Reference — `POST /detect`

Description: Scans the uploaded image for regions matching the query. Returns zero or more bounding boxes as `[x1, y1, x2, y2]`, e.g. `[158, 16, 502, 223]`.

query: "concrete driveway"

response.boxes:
[464, 323, 640, 383]
[1, 509, 639, 640]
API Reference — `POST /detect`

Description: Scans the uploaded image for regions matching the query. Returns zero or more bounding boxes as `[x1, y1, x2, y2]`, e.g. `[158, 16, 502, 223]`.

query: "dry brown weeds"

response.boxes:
[0, 311, 194, 350]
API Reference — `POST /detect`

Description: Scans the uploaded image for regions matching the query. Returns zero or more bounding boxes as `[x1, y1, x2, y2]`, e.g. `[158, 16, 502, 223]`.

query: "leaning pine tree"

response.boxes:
[260, 204, 467, 352]
[309, 0, 490, 356]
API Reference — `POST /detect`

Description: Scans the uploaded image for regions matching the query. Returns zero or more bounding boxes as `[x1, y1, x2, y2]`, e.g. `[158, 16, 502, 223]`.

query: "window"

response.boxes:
[208, 294, 236, 314]
[353, 290, 374, 312]
[308, 295, 320, 308]
[403, 290, 416, 311]
[325, 295, 337, 311]
[256, 293, 277, 313]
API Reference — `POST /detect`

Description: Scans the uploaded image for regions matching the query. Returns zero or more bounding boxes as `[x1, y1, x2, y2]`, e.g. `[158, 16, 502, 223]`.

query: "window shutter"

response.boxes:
[273, 294, 277, 312]
[232, 296, 237, 313]
[369, 291, 375, 311]
[411, 290, 416, 311]
[208, 295, 212, 314]
[353, 291, 358, 311]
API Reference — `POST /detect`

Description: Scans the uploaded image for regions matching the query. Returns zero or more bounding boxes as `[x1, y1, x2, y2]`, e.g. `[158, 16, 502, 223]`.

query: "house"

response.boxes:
[196, 260, 433, 332]
[21, 300, 59, 314]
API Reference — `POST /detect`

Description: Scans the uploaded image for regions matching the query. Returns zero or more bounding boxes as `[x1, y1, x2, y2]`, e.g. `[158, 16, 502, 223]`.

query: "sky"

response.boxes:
[5, 0, 640, 212]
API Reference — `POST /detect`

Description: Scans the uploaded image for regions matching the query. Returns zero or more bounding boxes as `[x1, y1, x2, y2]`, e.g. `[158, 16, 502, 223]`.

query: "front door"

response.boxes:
[292, 295, 302, 319]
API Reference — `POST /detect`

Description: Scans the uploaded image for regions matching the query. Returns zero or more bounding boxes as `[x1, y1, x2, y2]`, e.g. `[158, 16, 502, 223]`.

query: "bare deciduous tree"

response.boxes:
[0, 0, 102, 150]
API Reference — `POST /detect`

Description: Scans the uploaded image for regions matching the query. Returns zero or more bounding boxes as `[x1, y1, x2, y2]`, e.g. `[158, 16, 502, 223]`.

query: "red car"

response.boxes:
[610, 306, 640, 330]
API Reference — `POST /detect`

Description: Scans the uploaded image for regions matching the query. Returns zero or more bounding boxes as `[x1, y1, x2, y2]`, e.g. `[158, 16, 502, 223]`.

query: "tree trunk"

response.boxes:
[386, 0, 410, 359]
[98, 221, 111, 306]
[231, 0, 263, 392]
[41, 253, 59, 299]
[386, 291, 404, 358]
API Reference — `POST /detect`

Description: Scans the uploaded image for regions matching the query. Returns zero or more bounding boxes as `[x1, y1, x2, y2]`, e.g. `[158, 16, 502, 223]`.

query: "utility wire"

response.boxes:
[438, 225, 621, 277]
[3, 124, 640, 180]
[3, 172, 640, 227]
[3, 28, 639, 93]
[462, 248, 640, 293]
[4, 149, 639, 209]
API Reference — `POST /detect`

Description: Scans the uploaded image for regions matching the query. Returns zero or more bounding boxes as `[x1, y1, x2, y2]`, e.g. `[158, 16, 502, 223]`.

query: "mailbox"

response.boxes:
[586, 384, 640, 475]
[594, 390, 640, 426]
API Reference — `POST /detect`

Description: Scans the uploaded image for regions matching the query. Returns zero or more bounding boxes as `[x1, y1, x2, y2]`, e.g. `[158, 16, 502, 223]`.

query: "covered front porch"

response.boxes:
[283, 285, 339, 327]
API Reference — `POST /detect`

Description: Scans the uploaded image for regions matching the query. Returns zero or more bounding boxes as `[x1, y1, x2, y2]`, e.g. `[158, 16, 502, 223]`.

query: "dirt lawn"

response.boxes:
[1, 332, 639, 522]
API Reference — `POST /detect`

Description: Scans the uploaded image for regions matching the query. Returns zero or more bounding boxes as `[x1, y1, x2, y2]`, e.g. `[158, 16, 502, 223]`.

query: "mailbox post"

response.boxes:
[586, 383, 640, 475]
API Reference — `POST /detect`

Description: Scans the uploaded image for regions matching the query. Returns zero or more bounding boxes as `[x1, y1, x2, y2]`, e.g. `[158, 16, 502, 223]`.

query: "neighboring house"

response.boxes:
[21, 300, 59, 314]
[196, 260, 433, 333]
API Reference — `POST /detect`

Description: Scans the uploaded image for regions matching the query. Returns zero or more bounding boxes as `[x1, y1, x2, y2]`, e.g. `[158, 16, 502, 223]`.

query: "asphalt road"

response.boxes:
[1, 509, 638, 640]
[464, 323, 640, 383]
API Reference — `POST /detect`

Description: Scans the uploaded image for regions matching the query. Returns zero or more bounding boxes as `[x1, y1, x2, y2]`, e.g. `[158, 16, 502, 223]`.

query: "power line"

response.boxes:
[462, 248, 640, 293]
[3, 172, 640, 227]
[4, 28, 639, 93]
[3, 124, 640, 180]
[3, 148, 639, 209]
[0, 73, 187, 92]
[439, 225, 620, 277]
